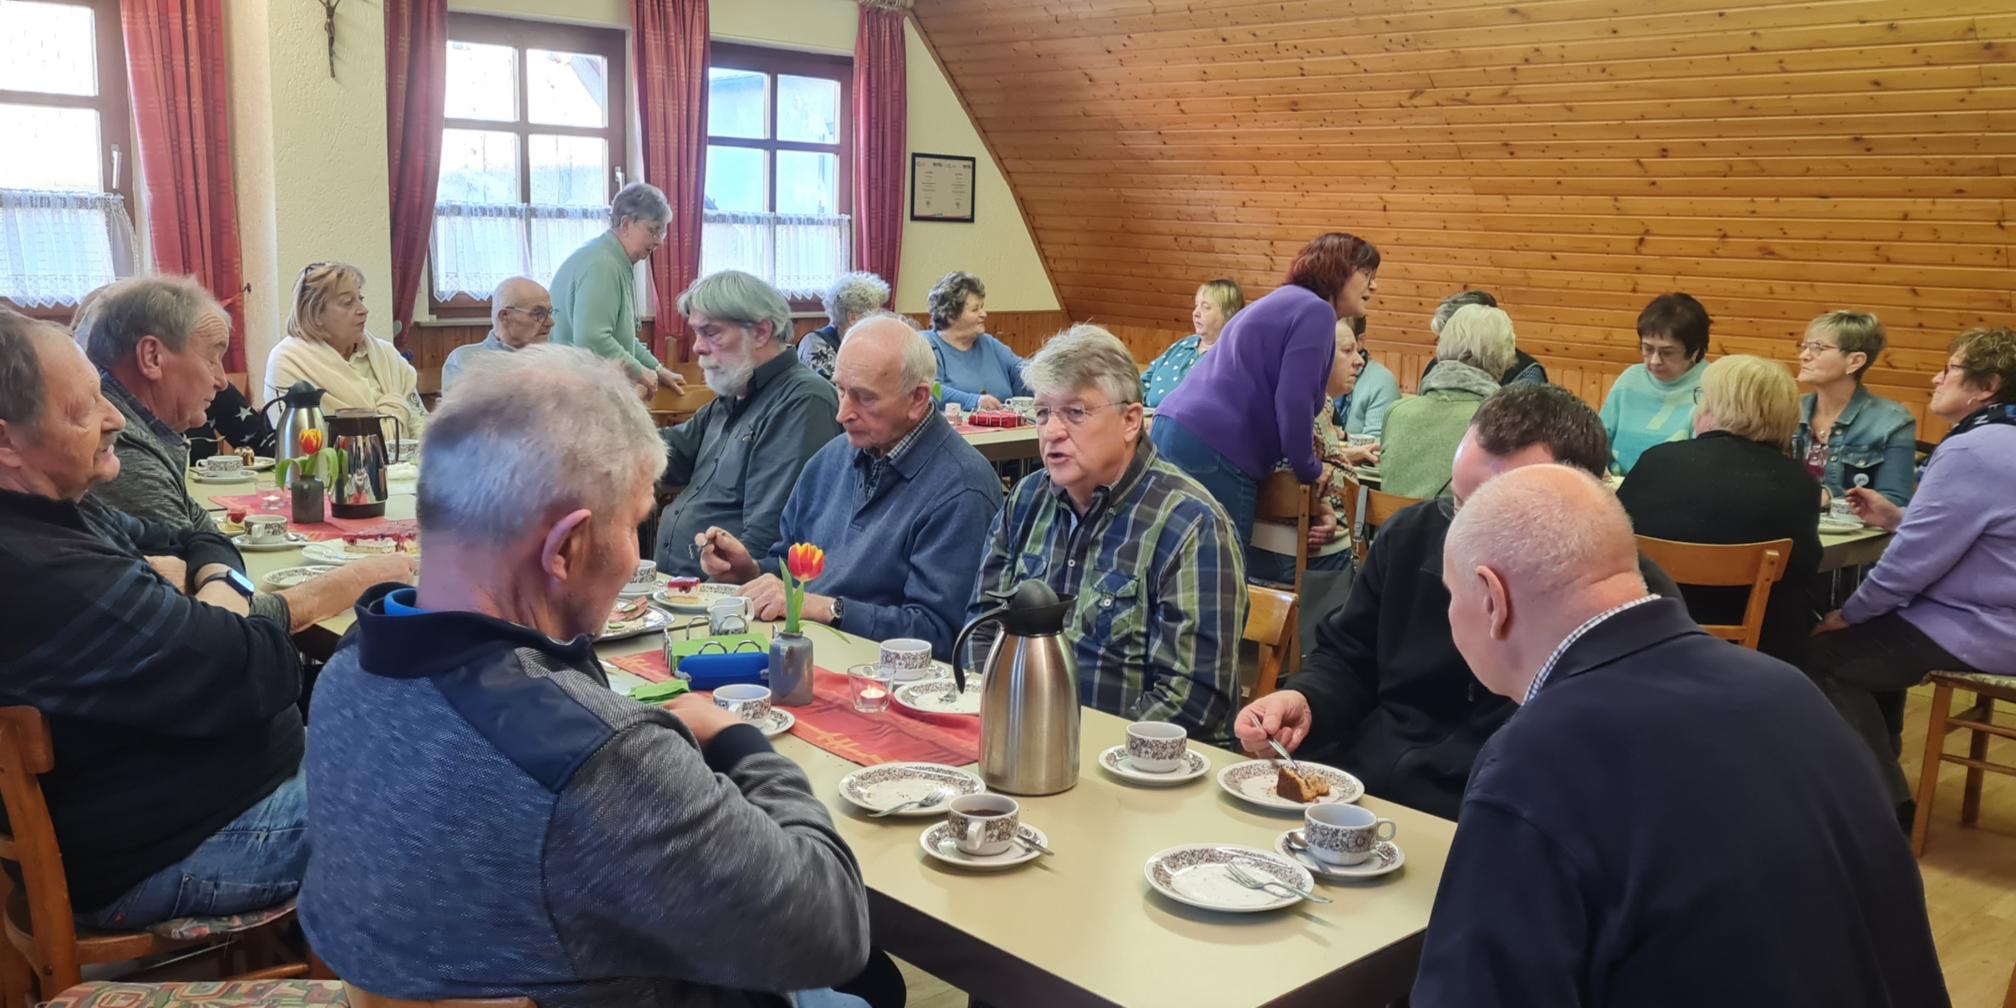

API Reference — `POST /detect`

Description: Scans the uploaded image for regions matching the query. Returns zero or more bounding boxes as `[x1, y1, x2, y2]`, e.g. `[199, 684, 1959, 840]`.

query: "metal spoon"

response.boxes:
[1014, 829, 1055, 857]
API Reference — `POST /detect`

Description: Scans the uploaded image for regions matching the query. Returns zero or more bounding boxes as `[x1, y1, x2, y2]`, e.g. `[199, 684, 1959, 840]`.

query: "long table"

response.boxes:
[208, 482, 1454, 1005]
[959, 425, 1040, 465]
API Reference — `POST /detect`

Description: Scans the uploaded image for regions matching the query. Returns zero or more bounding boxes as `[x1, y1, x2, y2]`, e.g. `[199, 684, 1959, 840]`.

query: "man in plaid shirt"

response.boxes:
[967, 325, 1245, 744]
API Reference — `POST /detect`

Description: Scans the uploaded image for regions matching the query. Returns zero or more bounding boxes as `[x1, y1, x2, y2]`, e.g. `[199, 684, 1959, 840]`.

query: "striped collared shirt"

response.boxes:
[969, 437, 1246, 743]
[852, 416, 930, 499]
[1524, 595, 1661, 704]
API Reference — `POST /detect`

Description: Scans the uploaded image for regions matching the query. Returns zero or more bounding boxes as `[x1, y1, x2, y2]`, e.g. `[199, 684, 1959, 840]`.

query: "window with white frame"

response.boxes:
[702, 43, 852, 301]
[0, 0, 137, 312]
[431, 14, 626, 310]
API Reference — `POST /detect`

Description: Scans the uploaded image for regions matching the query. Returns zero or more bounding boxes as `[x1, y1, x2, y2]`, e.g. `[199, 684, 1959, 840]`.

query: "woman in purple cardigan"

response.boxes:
[1149, 233, 1380, 548]
[1803, 326, 2016, 826]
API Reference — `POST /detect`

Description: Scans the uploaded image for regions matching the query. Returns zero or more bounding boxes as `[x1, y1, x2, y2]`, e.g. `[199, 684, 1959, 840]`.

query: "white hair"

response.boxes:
[1435, 304, 1517, 378]
[677, 269, 792, 347]
[1022, 323, 1141, 406]
[842, 311, 933, 389]
[1444, 464, 1641, 600]
[610, 181, 670, 227]
[419, 345, 665, 543]
[489, 276, 544, 324]
[75, 275, 225, 370]
[822, 272, 892, 327]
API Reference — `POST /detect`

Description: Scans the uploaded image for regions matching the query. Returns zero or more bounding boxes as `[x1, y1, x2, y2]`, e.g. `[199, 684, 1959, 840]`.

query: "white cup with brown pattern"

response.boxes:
[1304, 802, 1397, 866]
[946, 794, 1019, 857]
[1124, 721, 1188, 773]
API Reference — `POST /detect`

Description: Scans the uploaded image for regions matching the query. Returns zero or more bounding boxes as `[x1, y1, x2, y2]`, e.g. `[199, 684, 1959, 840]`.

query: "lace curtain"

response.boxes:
[430, 200, 606, 299]
[0, 189, 139, 308]
[700, 211, 852, 299]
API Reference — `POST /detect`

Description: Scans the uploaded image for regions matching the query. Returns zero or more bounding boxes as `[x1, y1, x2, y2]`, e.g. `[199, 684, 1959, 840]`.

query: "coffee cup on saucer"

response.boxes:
[1124, 721, 1188, 773]
[1303, 803, 1398, 866]
[196, 455, 243, 477]
[878, 638, 933, 681]
[244, 514, 289, 544]
[624, 559, 658, 594]
[946, 794, 1019, 857]
[712, 683, 772, 723]
[708, 596, 752, 635]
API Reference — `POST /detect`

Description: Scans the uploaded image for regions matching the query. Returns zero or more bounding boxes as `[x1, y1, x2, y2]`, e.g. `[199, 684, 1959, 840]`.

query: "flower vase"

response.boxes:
[291, 476, 326, 524]
[769, 630, 815, 706]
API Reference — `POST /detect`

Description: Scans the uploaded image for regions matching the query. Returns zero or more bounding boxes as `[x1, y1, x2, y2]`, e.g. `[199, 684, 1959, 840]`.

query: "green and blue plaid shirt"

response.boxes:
[969, 438, 1245, 743]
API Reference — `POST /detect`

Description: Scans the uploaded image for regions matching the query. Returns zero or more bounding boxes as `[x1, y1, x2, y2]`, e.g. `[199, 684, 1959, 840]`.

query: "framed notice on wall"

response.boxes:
[910, 153, 976, 223]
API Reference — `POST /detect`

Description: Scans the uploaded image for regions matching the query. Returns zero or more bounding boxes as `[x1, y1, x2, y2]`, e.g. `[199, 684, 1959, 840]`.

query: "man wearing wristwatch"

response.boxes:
[0, 311, 307, 929]
[696, 314, 1002, 659]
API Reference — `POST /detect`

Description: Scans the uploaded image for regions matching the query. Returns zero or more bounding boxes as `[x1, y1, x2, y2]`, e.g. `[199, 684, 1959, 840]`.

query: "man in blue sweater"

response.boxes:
[699, 314, 1002, 658]
[302, 345, 871, 1007]
[1413, 464, 1947, 1007]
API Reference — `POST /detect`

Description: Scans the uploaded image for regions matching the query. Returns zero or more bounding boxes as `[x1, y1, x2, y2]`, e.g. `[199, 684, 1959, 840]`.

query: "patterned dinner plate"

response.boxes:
[918, 821, 1049, 871]
[746, 708, 794, 739]
[188, 469, 255, 484]
[259, 564, 336, 590]
[1216, 759, 1364, 812]
[599, 605, 672, 642]
[893, 678, 982, 716]
[1143, 844, 1315, 912]
[1818, 515, 1865, 533]
[837, 762, 984, 817]
[301, 539, 416, 565]
[231, 532, 310, 552]
[1098, 745, 1210, 786]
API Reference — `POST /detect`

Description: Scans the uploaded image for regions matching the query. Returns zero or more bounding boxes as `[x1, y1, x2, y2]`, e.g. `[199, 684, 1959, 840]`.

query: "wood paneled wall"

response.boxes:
[911, 0, 2016, 436]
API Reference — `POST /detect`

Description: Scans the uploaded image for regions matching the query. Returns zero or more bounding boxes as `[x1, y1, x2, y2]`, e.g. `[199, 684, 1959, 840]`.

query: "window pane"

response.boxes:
[527, 49, 607, 128]
[704, 146, 767, 212]
[0, 104, 100, 189]
[777, 74, 839, 145]
[529, 134, 607, 206]
[444, 40, 518, 122]
[437, 128, 519, 203]
[0, 1, 98, 96]
[775, 150, 837, 215]
[707, 68, 767, 139]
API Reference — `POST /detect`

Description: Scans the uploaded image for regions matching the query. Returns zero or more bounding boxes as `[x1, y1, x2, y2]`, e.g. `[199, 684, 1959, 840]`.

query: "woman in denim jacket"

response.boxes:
[1791, 311, 1917, 507]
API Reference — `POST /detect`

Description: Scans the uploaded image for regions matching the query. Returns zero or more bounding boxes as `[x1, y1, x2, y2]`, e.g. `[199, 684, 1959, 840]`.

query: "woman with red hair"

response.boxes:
[1150, 232, 1379, 554]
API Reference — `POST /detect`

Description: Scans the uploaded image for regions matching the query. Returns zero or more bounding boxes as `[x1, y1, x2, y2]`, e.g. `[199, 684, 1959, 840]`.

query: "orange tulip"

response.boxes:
[298, 428, 324, 454]
[786, 542, 825, 582]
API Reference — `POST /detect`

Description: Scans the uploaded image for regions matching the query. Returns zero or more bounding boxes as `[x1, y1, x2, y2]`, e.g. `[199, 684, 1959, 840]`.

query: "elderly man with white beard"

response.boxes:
[652, 270, 840, 576]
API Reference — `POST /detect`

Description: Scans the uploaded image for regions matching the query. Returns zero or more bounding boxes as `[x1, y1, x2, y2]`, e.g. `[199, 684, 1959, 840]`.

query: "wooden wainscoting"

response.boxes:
[908, 0, 2014, 441]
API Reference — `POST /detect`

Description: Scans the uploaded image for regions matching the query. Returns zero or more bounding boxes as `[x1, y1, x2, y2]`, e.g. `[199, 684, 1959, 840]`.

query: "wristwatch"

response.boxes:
[828, 597, 845, 626]
[198, 568, 257, 599]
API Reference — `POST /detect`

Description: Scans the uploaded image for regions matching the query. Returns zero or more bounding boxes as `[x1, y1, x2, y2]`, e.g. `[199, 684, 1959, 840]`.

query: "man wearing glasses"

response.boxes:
[440, 277, 555, 394]
[966, 325, 1245, 745]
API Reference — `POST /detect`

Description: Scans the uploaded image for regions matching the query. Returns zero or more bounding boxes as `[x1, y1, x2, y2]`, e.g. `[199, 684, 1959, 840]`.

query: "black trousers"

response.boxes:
[1802, 612, 1973, 806]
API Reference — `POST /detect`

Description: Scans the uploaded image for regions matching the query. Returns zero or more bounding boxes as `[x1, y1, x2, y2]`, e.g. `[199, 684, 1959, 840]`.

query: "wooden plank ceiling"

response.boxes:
[910, 0, 2016, 430]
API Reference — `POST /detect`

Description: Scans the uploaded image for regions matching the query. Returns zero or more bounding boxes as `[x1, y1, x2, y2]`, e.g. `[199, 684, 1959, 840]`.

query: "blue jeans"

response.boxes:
[1149, 418, 1257, 548]
[79, 772, 308, 929]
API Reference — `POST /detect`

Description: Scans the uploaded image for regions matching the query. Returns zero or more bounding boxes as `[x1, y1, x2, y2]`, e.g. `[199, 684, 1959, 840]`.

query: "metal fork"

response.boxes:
[1225, 861, 1331, 904]
[870, 790, 950, 818]
[1250, 712, 1302, 776]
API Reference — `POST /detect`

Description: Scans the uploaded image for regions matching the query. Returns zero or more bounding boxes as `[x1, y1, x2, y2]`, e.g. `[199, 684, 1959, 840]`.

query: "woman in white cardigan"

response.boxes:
[264, 262, 425, 432]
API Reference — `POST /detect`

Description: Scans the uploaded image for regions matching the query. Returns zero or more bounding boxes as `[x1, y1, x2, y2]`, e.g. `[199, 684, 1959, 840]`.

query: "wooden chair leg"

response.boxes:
[1910, 683, 1952, 857]
[0, 942, 31, 1008]
[1961, 695, 1993, 825]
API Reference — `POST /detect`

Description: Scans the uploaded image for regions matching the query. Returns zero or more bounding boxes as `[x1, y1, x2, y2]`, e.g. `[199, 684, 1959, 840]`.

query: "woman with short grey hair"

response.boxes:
[1423, 289, 1546, 386]
[548, 181, 685, 396]
[798, 271, 890, 381]
[1377, 304, 1520, 498]
[925, 270, 1029, 411]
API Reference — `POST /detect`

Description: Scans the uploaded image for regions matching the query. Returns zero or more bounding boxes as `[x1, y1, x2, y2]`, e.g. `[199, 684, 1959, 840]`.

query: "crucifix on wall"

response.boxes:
[315, 0, 343, 78]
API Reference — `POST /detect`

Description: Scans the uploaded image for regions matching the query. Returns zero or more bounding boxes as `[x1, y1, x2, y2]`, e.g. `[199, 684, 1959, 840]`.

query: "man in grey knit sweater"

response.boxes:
[301, 345, 871, 1008]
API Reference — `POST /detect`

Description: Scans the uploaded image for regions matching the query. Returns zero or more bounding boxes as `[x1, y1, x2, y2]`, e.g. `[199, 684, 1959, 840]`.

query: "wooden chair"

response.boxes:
[0, 707, 298, 1006]
[1909, 670, 2016, 857]
[1351, 486, 1427, 566]
[1630, 537, 1791, 651]
[647, 365, 714, 429]
[1243, 584, 1299, 700]
[1253, 470, 1318, 595]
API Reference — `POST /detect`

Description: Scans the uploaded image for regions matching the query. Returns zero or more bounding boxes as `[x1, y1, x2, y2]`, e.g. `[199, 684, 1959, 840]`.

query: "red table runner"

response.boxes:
[607, 651, 979, 768]
[209, 493, 416, 542]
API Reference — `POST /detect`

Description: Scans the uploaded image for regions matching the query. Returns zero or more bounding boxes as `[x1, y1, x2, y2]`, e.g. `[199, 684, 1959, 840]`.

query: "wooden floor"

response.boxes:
[894, 683, 2016, 1007]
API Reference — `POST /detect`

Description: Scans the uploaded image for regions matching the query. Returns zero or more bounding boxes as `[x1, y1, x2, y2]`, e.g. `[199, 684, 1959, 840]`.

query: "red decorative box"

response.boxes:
[967, 411, 1028, 428]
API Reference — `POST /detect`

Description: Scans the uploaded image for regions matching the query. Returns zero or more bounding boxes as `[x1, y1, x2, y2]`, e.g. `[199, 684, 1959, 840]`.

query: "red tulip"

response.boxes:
[786, 542, 825, 582]
[298, 428, 324, 454]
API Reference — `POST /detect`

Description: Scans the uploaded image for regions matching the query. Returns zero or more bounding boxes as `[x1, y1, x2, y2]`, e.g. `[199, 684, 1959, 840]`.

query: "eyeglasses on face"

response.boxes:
[502, 306, 553, 321]
[1033, 402, 1127, 427]
[1797, 341, 1841, 356]
[1639, 342, 1687, 362]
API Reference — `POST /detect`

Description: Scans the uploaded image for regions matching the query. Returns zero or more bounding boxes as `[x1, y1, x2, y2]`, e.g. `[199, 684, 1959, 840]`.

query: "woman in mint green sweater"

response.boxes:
[1600, 292, 1711, 474]
[549, 182, 686, 395]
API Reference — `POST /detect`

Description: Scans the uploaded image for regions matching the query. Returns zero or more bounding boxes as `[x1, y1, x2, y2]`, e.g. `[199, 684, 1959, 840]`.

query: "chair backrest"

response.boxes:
[1242, 584, 1299, 699]
[0, 706, 81, 994]
[648, 368, 716, 428]
[344, 984, 536, 1008]
[1352, 486, 1427, 565]
[1253, 470, 1317, 595]
[1632, 536, 1792, 650]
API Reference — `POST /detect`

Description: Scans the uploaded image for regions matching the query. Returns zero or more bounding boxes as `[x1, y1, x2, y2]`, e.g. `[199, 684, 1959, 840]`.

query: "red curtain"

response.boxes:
[633, 0, 708, 362]
[120, 0, 246, 371]
[852, 4, 907, 303]
[384, 0, 447, 345]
